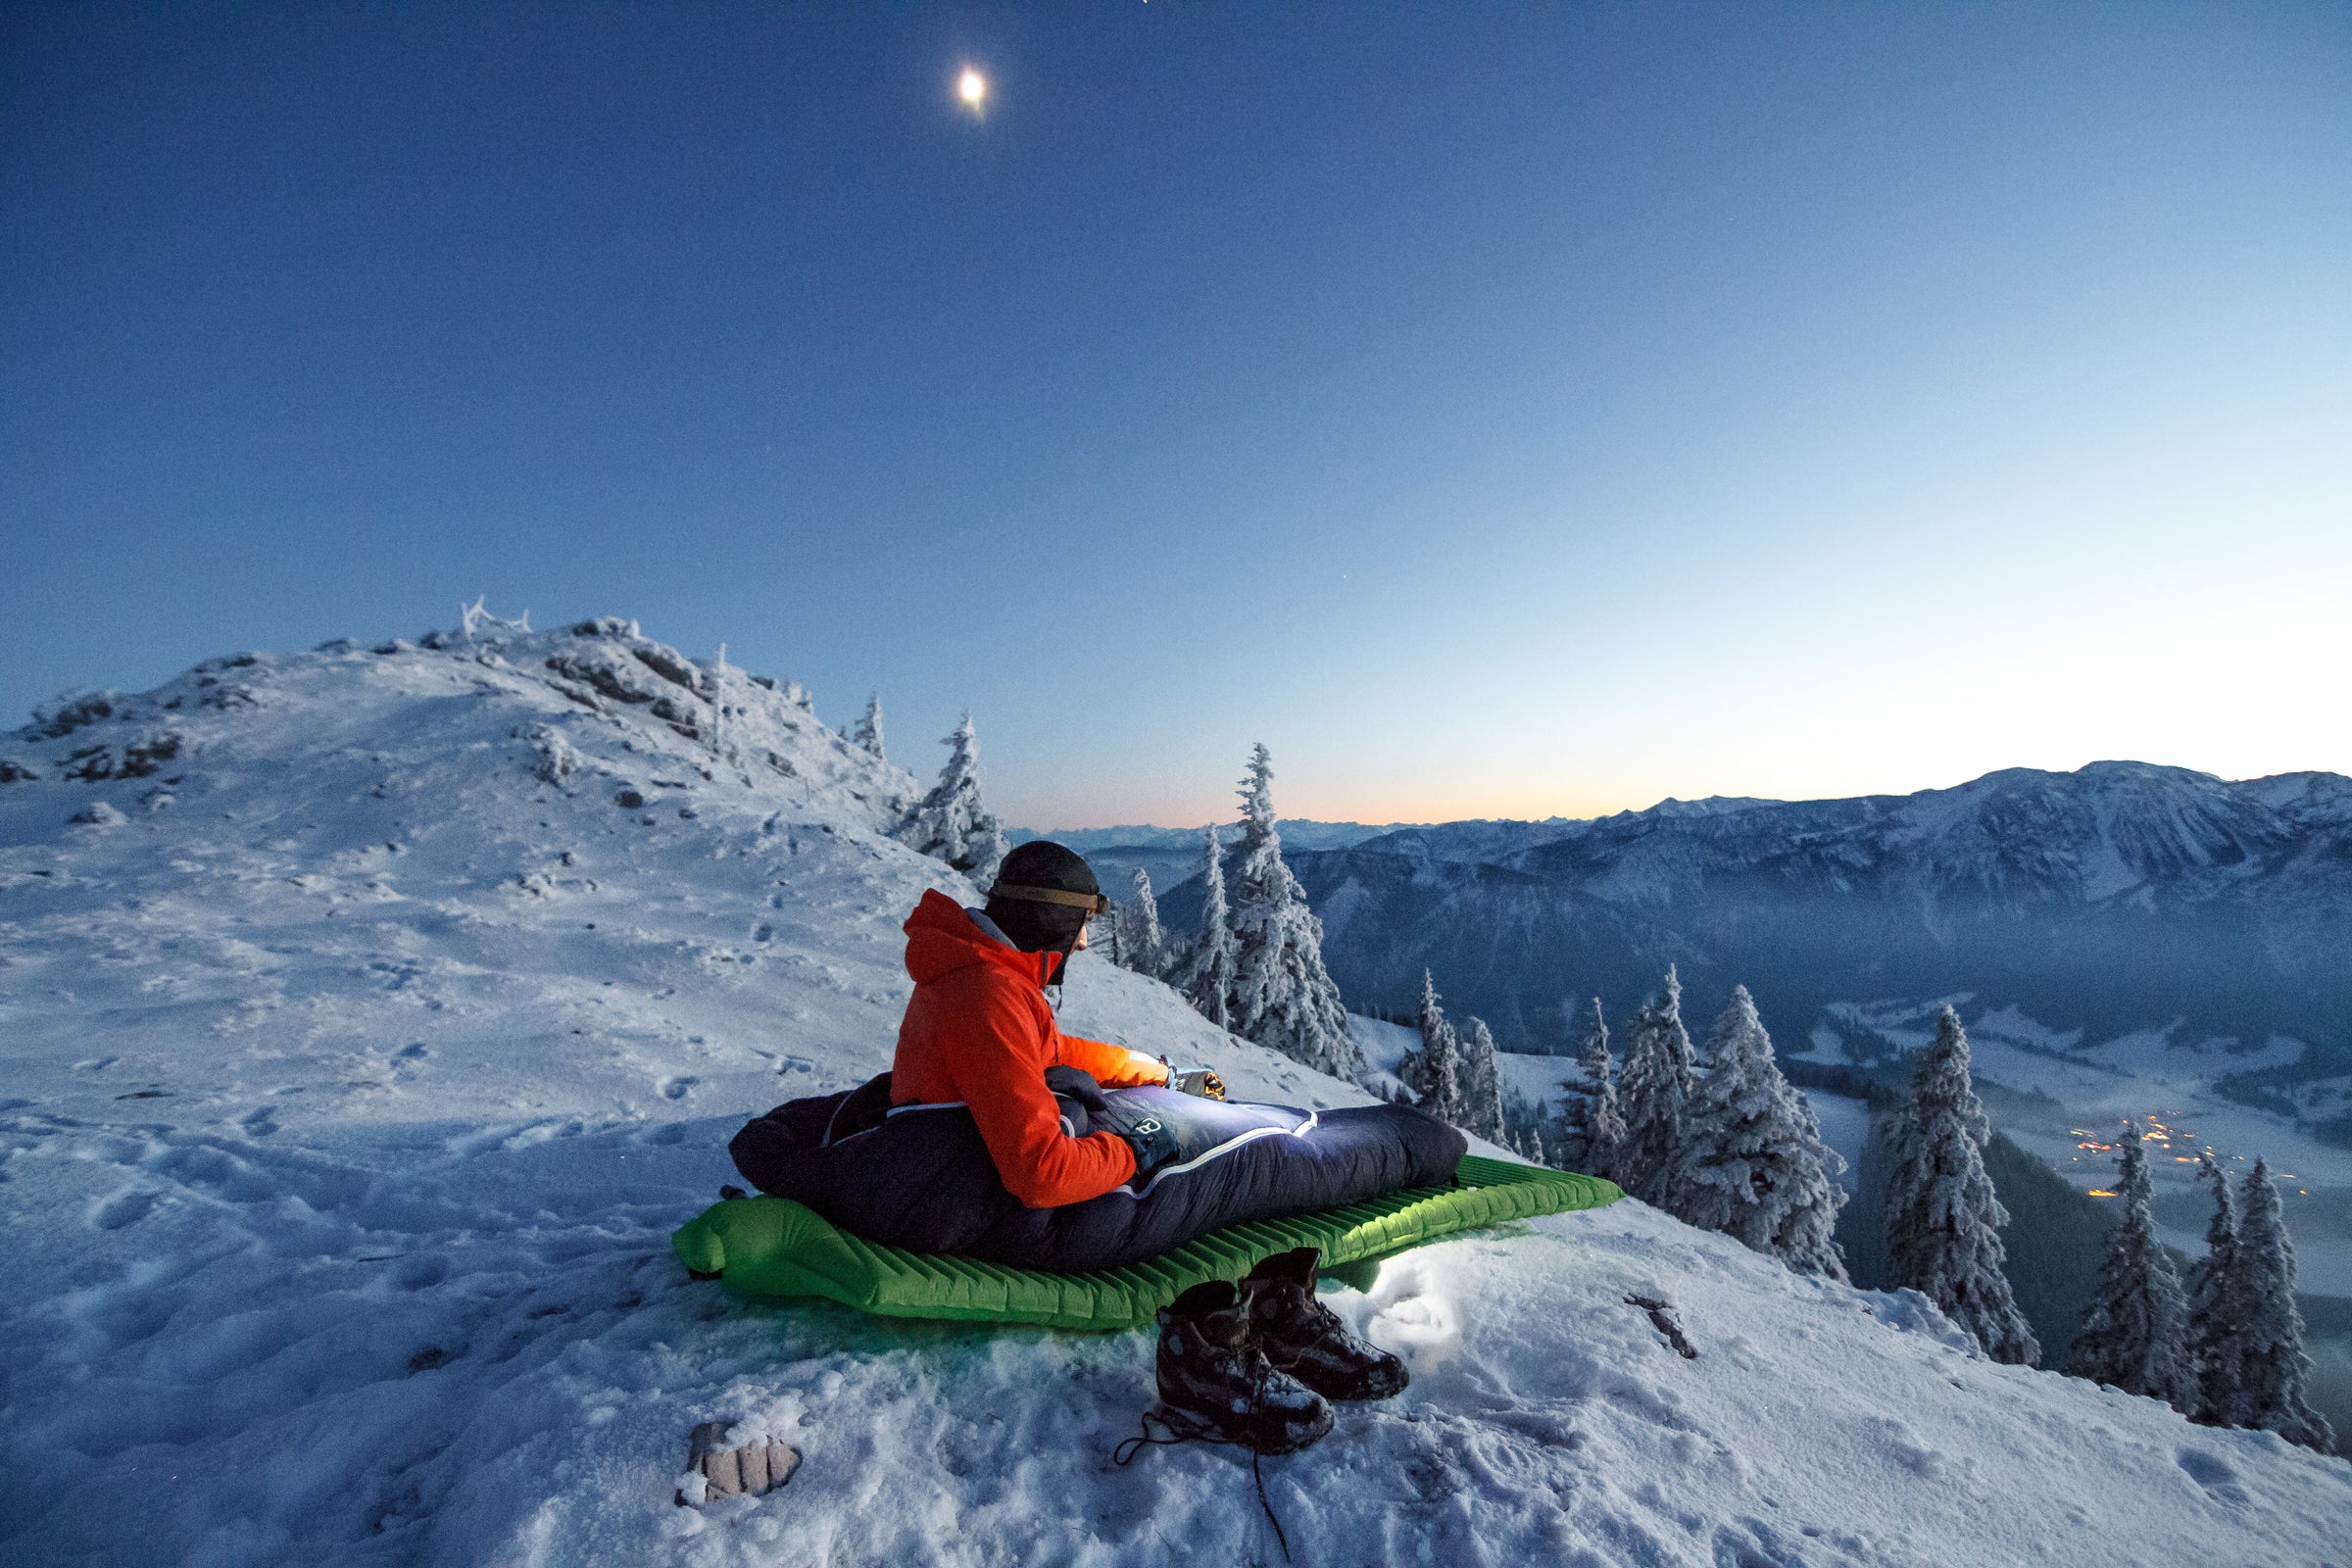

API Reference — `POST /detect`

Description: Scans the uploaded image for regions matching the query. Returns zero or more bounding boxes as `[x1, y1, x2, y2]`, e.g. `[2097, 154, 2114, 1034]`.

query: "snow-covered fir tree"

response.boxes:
[2069, 1119, 2194, 1408]
[1673, 986, 1849, 1279]
[1184, 823, 1235, 1031]
[1458, 1016, 1508, 1144]
[1116, 867, 1164, 977]
[1500, 1084, 1554, 1165]
[1224, 745, 1361, 1079]
[894, 713, 1006, 888]
[1555, 998, 1626, 1181]
[1882, 1005, 2039, 1365]
[1398, 969, 1465, 1125]
[2205, 1159, 2335, 1451]
[1614, 968, 1697, 1211]
[2185, 1151, 2243, 1424]
[847, 695, 885, 760]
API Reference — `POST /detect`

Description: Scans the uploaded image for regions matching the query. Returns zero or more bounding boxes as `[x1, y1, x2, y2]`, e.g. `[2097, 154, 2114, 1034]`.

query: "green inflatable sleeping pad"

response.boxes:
[670, 1154, 1621, 1330]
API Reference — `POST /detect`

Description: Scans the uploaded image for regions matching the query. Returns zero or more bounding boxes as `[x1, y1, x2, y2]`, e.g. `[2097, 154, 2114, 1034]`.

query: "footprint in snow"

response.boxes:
[2177, 1447, 2248, 1504]
[661, 1076, 698, 1101]
[93, 1189, 161, 1230]
[393, 1253, 448, 1291]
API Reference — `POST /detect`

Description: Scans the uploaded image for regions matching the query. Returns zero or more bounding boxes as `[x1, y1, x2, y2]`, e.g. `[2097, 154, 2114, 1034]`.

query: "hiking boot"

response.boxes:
[1156, 1279, 1333, 1454]
[1244, 1248, 1409, 1402]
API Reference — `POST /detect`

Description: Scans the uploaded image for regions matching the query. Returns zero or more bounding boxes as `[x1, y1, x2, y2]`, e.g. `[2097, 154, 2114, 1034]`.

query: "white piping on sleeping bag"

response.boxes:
[1122, 1110, 1320, 1200]
[860, 1096, 1321, 1203]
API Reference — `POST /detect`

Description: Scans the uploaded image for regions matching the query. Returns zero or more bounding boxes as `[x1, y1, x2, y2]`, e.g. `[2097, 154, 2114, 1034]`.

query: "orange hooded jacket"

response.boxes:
[891, 889, 1170, 1208]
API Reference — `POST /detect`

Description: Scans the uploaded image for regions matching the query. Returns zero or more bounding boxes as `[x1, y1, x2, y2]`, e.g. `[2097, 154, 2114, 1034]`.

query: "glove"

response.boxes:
[1169, 1068, 1226, 1102]
[1121, 1113, 1182, 1183]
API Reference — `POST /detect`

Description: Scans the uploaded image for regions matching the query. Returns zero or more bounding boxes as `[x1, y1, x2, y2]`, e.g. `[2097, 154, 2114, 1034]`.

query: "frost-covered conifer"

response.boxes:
[1458, 1016, 1508, 1144]
[1674, 986, 1849, 1279]
[1556, 998, 1626, 1181]
[1883, 1006, 2039, 1365]
[2186, 1151, 2242, 1423]
[1399, 969, 1465, 1125]
[1185, 824, 1235, 1030]
[848, 695, 885, 761]
[1615, 968, 1697, 1211]
[2206, 1159, 2335, 1451]
[1225, 746, 1361, 1080]
[1500, 1084, 1550, 1161]
[1523, 1121, 1545, 1168]
[895, 713, 1006, 888]
[2070, 1120, 2194, 1408]
[1117, 868, 1164, 976]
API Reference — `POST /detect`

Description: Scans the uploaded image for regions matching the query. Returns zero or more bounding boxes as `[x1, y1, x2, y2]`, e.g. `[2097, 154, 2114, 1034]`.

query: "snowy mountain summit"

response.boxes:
[3, 616, 2347, 1565]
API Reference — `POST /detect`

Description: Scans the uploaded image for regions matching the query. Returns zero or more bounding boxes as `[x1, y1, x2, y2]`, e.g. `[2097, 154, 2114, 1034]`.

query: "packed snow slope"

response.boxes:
[3, 618, 2347, 1567]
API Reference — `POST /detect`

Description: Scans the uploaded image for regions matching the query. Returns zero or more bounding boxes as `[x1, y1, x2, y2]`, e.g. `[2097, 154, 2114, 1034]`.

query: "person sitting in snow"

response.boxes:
[715, 838, 1415, 1457]
[889, 841, 1406, 1452]
[891, 840, 1223, 1207]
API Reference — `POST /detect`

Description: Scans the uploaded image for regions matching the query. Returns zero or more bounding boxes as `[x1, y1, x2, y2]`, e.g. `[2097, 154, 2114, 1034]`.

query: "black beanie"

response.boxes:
[984, 841, 1101, 956]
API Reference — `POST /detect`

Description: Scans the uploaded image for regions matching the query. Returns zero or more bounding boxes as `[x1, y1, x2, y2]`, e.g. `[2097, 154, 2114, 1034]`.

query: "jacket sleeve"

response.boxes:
[943, 979, 1140, 1207]
[1055, 1031, 1174, 1090]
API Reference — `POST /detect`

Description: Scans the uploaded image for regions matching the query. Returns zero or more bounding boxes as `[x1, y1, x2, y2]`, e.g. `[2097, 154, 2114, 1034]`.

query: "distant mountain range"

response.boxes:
[1135, 763, 2352, 1133]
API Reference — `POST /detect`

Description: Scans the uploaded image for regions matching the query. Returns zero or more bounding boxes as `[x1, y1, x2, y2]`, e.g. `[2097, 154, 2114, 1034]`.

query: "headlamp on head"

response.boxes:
[985, 882, 1113, 920]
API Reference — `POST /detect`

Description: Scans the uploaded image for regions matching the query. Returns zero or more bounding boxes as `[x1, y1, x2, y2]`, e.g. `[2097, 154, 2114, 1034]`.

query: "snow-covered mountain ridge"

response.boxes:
[1306, 761, 2352, 926]
[3, 619, 2347, 1564]
[1179, 764, 2352, 1109]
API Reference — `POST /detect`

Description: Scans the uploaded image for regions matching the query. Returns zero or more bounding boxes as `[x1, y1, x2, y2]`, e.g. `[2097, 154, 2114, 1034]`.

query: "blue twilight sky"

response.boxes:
[4, 3, 2347, 830]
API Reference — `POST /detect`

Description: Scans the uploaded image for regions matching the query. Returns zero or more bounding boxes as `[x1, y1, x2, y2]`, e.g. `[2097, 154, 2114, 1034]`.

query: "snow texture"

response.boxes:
[2, 616, 2348, 1564]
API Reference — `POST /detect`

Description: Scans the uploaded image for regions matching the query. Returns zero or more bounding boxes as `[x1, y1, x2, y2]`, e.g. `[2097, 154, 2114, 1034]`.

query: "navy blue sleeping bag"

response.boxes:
[728, 1071, 1466, 1273]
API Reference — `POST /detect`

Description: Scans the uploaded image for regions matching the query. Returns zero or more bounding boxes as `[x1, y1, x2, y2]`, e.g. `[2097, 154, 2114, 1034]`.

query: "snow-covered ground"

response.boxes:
[4, 618, 2347, 1565]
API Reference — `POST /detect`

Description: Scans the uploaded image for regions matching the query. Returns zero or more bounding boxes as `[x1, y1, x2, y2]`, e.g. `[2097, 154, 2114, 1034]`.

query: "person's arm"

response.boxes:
[1055, 1030, 1173, 1090]
[947, 984, 1140, 1207]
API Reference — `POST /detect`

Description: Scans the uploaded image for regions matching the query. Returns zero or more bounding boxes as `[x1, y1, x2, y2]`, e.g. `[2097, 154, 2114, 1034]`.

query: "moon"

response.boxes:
[957, 67, 987, 114]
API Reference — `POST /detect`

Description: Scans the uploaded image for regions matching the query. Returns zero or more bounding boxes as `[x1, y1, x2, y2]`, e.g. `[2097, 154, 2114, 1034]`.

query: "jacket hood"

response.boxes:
[904, 889, 1058, 989]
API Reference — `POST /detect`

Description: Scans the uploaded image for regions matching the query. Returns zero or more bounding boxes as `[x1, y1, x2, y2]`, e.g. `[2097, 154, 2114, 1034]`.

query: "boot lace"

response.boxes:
[1112, 1359, 1295, 1564]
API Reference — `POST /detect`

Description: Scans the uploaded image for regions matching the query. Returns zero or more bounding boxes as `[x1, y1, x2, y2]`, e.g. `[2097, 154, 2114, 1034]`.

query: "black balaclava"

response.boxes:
[982, 840, 1100, 958]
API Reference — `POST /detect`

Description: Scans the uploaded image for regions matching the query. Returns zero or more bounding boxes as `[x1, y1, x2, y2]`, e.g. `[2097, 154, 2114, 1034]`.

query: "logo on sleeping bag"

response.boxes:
[1132, 1119, 1163, 1135]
